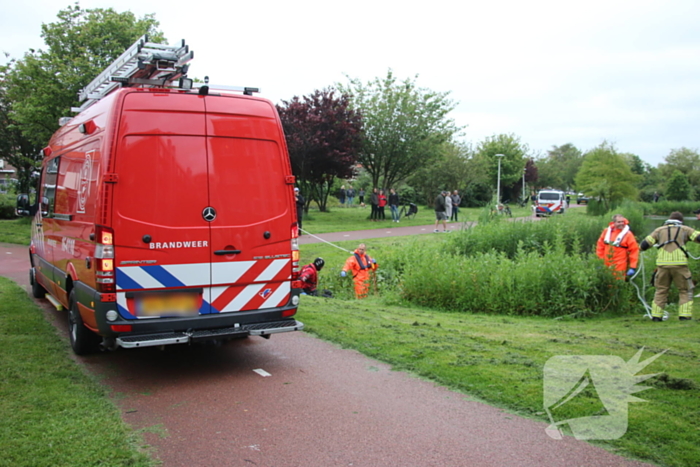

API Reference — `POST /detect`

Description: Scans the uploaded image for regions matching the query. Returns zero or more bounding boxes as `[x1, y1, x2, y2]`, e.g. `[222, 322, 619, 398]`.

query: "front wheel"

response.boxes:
[68, 290, 100, 355]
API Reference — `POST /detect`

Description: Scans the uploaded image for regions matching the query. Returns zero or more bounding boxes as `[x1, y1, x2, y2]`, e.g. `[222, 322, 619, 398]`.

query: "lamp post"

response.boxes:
[522, 166, 526, 202]
[495, 154, 504, 204]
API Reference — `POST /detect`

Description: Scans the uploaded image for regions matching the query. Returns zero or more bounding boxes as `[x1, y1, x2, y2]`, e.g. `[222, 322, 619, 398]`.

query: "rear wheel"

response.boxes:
[30, 269, 46, 299]
[68, 290, 100, 355]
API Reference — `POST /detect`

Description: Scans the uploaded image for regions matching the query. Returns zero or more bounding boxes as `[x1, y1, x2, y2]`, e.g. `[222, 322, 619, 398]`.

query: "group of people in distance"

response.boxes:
[367, 188, 402, 222]
[597, 210, 700, 321]
[433, 190, 461, 233]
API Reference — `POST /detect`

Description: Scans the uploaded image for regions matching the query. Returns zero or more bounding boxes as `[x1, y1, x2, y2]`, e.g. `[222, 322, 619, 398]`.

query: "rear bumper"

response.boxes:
[116, 319, 304, 349]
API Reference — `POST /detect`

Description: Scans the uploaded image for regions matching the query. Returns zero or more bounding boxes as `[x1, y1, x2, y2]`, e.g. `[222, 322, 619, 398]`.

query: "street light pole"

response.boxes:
[522, 166, 526, 202]
[496, 154, 504, 205]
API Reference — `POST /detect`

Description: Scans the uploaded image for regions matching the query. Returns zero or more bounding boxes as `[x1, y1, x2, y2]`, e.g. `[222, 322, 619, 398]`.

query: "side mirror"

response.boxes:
[15, 194, 31, 217]
[40, 197, 49, 216]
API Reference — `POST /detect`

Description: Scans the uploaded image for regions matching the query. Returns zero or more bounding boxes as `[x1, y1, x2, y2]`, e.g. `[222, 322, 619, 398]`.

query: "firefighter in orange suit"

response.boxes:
[341, 243, 378, 299]
[596, 214, 639, 279]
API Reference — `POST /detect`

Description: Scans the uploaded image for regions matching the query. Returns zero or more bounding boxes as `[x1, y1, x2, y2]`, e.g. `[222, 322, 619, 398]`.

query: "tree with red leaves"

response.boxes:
[277, 88, 363, 212]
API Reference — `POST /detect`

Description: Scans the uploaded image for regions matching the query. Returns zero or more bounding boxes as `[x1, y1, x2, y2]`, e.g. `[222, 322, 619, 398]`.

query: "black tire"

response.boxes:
[68, 290, 100, 355]
[30, 268, 46, 299]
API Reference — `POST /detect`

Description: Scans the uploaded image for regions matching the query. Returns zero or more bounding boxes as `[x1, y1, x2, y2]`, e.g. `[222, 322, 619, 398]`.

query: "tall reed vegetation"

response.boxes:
[378, 213, 654, 317]
[397, 231, 636, 317]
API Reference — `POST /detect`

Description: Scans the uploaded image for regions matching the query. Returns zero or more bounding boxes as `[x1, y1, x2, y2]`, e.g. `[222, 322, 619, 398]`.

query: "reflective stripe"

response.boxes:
[679, 301, 693, 317]
[604, 225, 629, 247]
[656, 248, 690, 265]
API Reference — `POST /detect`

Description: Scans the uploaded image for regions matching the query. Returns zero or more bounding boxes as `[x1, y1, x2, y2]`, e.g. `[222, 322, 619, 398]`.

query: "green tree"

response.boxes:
[0, 63, 42, 194]
[408, 141, 490, 205]
[339, 70, 461, 189]
[659, 147, 700, 198]
[474, 134, 529, 203]
[574, 141, 639, 211]
[536, 143, 583, 191]
[621, 152, 646, 176]
[4, 4, 163, 146]
[665, 170, 691, 201]
[277, 88, 363, 212]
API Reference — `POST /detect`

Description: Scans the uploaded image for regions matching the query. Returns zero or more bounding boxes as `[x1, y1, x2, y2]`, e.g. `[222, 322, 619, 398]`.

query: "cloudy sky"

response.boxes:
[3, 0, 699, 167]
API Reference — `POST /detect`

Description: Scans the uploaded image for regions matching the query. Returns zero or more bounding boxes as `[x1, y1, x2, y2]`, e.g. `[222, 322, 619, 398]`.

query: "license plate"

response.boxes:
[135, 292, 200, 317]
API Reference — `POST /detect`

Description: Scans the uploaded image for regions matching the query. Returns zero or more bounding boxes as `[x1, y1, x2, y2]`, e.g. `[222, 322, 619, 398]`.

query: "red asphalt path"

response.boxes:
[0, 240, 653, 467]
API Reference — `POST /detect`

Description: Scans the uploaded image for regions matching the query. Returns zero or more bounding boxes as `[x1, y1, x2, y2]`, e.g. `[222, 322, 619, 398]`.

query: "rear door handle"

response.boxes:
[214, 250, 241, 255]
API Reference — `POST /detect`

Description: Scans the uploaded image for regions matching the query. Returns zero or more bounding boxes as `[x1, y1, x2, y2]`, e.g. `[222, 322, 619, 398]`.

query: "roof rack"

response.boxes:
[71, 35, 194, 112]
[191, 77, 260, 96]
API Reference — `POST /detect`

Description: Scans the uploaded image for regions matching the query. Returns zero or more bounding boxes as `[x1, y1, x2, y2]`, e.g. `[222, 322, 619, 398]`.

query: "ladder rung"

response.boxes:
[75, 35, 194, 111]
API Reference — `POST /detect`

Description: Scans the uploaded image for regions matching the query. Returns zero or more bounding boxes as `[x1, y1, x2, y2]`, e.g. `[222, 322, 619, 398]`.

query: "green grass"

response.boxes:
[297, 297, 699, 467]
[0, 218, 32, 245]
[0, 277, 155, 467]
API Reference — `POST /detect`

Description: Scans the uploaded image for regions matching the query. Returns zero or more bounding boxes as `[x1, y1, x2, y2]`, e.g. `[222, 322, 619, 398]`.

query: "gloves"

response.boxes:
[340, 271, 347, 277]
[627, 268, 636, 276]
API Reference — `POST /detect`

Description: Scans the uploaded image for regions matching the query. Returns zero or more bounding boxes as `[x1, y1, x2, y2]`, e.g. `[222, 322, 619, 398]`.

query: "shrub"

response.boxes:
[645, 199, 699, 217]
[444, 214, 603, 258]
[0, 194, 17, 220]
[400, 234, 638, 317]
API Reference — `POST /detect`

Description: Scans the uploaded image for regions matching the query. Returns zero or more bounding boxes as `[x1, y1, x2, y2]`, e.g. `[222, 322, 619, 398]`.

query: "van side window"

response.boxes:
[40, 157, 60, 217]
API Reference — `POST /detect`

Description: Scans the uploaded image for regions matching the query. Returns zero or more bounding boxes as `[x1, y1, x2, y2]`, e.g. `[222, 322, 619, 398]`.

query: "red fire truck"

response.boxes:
[16, 36, 303, 354]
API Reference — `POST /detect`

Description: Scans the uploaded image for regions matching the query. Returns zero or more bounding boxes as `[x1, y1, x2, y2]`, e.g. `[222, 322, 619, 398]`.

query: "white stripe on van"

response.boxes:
[220, 283, 267, 312]
[117, 266, 165, 290]
[255, 259, 290, 281]
[211, 261, 257, 285]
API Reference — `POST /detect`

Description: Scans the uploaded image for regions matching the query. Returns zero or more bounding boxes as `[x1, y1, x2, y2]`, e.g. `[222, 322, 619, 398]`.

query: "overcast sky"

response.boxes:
[3, 0, 699, 167]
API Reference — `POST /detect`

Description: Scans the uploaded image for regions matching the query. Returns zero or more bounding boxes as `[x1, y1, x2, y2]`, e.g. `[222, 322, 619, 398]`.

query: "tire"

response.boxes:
[68, 290, 100, 355]
[30, 268, 46, 299]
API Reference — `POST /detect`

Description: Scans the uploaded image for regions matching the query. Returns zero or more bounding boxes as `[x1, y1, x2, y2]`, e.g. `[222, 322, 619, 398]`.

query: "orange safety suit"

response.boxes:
[596, 219, 639, 275]
[343, 249, 377, 299]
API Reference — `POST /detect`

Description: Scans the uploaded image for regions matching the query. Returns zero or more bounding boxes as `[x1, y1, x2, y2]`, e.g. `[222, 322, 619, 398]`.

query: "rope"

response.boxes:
[628, 251, 669, 320]
[299, 228, 354, 254]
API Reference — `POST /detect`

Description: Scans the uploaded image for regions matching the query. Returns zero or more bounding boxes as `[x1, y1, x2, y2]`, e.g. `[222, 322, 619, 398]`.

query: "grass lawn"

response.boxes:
[297, 296, 699, 467]
[0, 218, 31, 245]
[0, 277, 155, 467]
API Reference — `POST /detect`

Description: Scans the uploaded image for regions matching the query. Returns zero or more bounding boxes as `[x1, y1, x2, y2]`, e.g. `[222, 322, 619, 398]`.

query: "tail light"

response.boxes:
[95, 225, 115, 293]
[291, 224, 300, 279]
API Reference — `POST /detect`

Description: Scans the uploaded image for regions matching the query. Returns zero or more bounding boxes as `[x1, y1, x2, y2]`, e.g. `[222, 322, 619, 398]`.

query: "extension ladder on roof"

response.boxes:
[71, 34, 194, 112]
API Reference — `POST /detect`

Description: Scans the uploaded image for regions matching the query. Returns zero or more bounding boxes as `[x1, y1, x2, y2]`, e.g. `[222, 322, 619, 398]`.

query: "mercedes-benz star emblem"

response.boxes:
[202, 207, 217, 222]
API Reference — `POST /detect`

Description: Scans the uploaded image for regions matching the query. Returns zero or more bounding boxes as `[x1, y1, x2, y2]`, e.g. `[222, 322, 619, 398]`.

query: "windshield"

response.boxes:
[539, 192, 562, 201]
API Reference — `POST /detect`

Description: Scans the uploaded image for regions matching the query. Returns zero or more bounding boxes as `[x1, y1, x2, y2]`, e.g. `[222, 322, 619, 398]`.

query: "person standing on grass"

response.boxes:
[358, 188, 365, 207]
[450, 190, 461, 222]
[370, 188, 379, 221]
[378, 189, 387, 220]
[389, 188, 400, 222]
[341, 243, 377, 299]
[346, 185, 355, 207]
[596, 214, 639, 280]
[295, 187, 305, 231]
[434, 191, 449, 233]
[338, 185, 346, 207]
[445, 190, 453, 223]
[640, 211, 700, 321]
